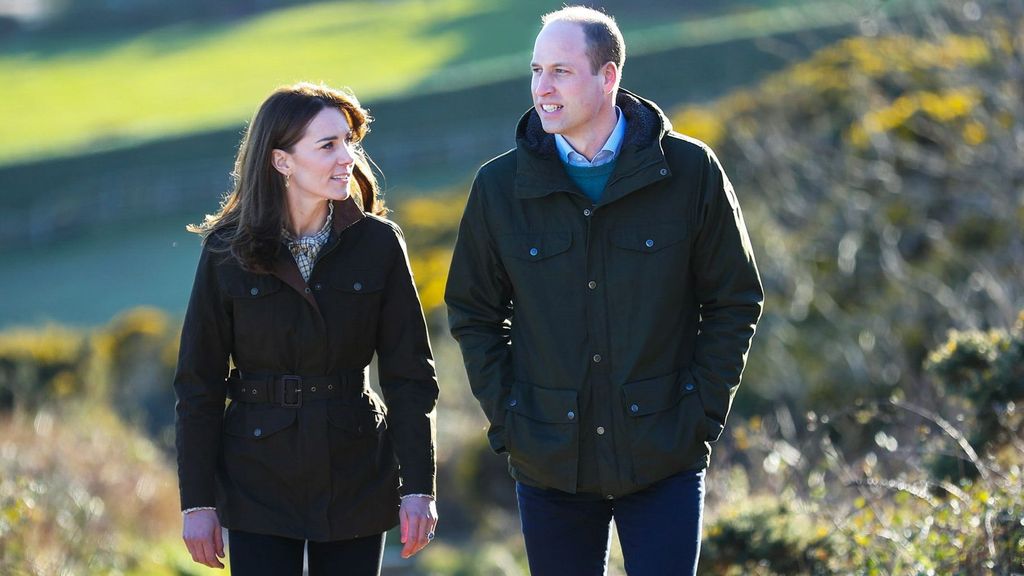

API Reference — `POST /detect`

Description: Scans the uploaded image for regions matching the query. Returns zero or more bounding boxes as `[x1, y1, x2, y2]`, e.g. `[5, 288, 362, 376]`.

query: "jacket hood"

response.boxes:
[515, 88, 673, 159]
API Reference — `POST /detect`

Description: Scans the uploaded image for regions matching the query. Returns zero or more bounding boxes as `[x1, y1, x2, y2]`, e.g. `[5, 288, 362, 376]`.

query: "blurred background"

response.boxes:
[1, 0, 1022, 574]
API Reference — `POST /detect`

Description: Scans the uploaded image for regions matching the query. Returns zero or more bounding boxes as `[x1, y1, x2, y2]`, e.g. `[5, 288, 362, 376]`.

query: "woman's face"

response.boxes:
[275, 107, 356, 204]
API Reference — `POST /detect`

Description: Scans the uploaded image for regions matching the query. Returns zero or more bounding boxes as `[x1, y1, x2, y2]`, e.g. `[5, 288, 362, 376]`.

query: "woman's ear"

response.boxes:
[271, 149, 291, 176]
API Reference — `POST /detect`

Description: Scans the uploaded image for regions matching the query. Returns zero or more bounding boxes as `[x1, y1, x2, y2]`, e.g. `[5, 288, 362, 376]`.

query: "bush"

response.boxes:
[701, 497, 834, 575]
[672, 0, 1024, 419]
[0, 405, 186, 575]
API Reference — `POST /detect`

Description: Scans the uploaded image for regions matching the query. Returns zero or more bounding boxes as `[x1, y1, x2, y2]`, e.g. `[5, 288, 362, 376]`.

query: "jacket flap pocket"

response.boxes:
[327, 402, 383, 435]
[224, 407, 296, 438]
[330, 268, 387, 294]
[508, 383, 578, 424]
[610, 224, 686, 253]
[497, 232, 572, 261]
[621, 372, 692, 417]
[222, 271, 283, 299]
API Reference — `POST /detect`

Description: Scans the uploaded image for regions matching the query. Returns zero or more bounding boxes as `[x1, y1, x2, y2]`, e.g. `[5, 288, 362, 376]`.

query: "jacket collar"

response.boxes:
[331, 194, 367, 234]
[272, 195, 366, 314]
[513, 88, 674, 204]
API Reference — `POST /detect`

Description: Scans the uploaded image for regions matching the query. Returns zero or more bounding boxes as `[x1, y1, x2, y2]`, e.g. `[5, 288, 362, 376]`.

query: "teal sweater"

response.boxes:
[564, 161, 616, 203]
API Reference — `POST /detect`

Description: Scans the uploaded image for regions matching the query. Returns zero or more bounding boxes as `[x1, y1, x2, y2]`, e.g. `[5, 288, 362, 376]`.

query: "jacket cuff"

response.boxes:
[178, 476, 217, 512]
[400, 475, 436, 499]
[487, 425, 508, 454]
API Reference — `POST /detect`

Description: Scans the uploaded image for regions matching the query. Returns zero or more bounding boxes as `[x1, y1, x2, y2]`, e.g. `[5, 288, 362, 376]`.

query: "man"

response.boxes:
[445, 6, 763, 575]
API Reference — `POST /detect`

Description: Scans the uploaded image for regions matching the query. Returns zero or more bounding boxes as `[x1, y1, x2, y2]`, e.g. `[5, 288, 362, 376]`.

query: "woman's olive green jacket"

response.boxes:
[174, 197, 438, 541]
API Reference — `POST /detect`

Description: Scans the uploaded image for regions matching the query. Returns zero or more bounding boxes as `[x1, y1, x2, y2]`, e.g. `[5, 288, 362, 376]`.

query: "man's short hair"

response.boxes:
[541, 6, 625, 75]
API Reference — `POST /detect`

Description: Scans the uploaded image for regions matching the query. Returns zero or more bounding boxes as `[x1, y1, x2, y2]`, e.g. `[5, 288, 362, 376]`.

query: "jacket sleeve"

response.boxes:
[690, 148, 764, 443]
[376, 224, 439, 497]
[173, 243, 232, 510]
[444, 176, 515, 454]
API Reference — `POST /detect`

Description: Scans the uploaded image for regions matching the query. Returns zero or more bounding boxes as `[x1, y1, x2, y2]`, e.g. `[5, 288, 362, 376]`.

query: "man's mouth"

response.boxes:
[540, 104, 563, 113]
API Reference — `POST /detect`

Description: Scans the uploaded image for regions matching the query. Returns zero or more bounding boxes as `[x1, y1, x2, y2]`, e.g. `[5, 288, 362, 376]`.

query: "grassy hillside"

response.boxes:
[1, 0, 939, 167]
[2, 0, 486, 164]
[0, 215, 200, 327]
[2, 1, 1022, 572]
[0, 23, 834, 328]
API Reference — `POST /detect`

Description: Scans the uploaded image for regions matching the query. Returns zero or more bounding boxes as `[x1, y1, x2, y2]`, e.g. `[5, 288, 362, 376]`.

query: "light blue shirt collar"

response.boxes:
[555, 106, 627, 167]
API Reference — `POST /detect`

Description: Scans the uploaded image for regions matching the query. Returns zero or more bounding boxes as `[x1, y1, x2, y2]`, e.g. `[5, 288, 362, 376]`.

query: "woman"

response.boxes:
[173, 82, 439, 575]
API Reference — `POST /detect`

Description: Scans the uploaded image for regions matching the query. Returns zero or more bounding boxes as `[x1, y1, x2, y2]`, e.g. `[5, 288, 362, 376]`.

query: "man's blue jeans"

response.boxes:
[516, 468, 705, 576]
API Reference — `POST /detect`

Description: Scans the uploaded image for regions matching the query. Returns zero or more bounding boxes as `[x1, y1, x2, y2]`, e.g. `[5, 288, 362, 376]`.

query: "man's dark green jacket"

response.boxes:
[445, 90, 763, 497]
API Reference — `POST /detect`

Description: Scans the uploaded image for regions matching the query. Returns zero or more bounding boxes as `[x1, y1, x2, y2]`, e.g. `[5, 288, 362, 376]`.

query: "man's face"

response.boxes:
[530, 21, 613, 145]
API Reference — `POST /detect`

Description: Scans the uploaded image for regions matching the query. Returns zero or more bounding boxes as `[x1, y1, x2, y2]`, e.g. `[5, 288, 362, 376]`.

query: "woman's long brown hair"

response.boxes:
[188, 82, 386, 273]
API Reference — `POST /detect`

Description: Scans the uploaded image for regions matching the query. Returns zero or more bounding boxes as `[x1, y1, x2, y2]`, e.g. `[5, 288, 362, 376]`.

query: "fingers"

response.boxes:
[199, 537, 225, 569]
[185, 534, 219, 568]
[400, 505, 410, 544]
[401, 514, 424, 558]
[409, 516, 438, 558]
[214, 524, 225, 559]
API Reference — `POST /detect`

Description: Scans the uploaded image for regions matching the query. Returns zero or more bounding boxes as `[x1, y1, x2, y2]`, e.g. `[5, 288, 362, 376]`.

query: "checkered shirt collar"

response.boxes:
[283, 200, 333, 282]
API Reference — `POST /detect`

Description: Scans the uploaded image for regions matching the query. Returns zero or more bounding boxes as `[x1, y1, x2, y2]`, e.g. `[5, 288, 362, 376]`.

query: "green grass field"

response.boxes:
[0, 215, 202, 327]
[0, 0, 934, 167]
[2, 0, 488, 164]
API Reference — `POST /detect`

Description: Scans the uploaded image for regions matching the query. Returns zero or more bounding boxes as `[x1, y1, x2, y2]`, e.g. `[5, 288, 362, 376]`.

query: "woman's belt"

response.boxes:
[226, 368, 367, 407]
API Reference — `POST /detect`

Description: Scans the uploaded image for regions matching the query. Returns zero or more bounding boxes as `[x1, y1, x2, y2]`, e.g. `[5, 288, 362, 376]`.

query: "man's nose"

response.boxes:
[534, 73, 553, 96]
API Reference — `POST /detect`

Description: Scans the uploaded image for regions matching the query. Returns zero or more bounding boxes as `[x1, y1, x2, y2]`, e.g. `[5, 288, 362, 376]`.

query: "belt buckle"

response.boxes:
[280, 375, 302, 407]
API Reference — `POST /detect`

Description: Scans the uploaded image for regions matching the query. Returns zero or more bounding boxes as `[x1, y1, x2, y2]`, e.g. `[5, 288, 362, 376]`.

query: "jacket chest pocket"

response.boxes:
[222, 272, 285, 351]
[610, 223, 687, 256]
[496, 231, 574, 293]
[324, 268, 387, 339]
[608, 223, 688, 286]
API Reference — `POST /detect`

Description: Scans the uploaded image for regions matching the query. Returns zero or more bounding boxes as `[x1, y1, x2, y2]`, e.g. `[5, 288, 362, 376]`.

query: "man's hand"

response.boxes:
[399, 496, 438, 558]
[182, 508, 225, 569]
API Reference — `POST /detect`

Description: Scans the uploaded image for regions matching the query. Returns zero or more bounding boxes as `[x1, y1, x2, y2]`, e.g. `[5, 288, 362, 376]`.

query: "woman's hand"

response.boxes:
[182, 508, 225, 569]
[399, 495, 438, 558]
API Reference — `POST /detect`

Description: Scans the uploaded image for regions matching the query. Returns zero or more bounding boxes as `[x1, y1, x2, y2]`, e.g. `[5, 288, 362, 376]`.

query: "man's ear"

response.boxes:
[271, 149, 291, 176]
[602, 62, 619, 94]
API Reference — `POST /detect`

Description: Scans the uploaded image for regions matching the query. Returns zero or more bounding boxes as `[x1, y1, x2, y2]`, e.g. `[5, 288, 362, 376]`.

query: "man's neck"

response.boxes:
[560, 102, 618, 162]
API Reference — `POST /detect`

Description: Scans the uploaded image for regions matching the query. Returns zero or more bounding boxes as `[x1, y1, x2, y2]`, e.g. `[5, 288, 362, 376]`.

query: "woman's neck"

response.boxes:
[286, 198, 329, 237]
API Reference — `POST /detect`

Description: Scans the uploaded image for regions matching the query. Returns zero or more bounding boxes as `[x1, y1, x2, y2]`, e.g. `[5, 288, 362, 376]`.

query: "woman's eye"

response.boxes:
[322, 142, 334, 150]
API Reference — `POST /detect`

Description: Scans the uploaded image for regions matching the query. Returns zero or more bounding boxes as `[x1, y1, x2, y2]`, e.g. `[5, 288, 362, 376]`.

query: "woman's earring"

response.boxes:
[285, 173, 291, 189]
